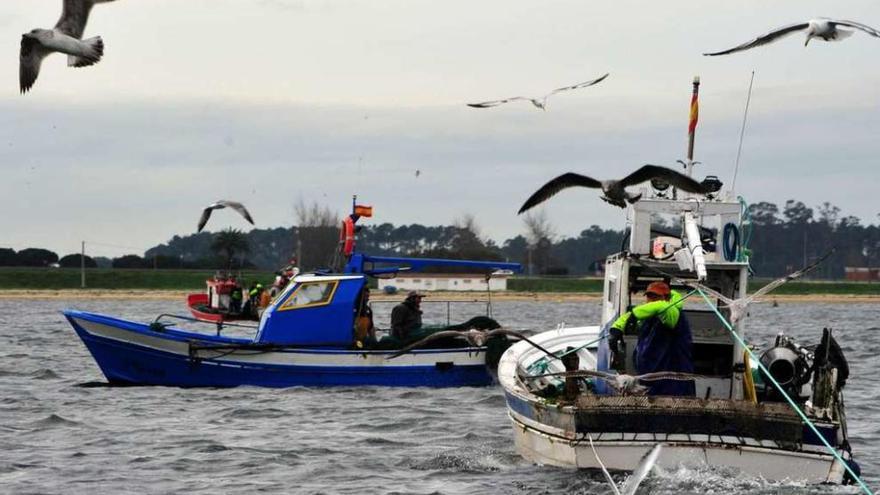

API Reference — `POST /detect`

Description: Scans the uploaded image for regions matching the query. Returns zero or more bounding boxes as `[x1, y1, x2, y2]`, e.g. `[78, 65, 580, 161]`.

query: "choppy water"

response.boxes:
[0, 298, 877, 494]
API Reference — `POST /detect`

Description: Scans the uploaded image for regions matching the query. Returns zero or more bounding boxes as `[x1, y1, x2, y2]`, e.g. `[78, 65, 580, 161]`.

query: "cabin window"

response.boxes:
[463, 279, 472, 284]
[278, 281, 339, 311]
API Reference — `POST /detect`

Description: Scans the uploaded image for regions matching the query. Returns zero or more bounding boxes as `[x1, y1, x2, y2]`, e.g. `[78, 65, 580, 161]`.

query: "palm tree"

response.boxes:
[211, 228, 250, 269]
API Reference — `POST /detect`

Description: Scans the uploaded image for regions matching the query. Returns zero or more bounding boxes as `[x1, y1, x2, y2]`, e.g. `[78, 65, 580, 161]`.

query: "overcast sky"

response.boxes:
[3, 1, 879, 258]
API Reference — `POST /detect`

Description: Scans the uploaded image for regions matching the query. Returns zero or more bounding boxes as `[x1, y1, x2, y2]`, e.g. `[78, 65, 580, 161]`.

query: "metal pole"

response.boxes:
[81, 241, 86, 288]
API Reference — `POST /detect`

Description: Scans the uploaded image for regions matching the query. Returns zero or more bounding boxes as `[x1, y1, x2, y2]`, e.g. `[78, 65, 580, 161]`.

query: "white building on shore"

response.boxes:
[377, 271, 512, 292]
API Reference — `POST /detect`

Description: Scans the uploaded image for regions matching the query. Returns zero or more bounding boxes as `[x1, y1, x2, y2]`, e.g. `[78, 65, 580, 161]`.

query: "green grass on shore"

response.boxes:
[0, 268, 274, 290]
[1, 268, 879, 295]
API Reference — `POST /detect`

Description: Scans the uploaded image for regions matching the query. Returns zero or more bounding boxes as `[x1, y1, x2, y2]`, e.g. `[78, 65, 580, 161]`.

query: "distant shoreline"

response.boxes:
[2, 289, 879, 303]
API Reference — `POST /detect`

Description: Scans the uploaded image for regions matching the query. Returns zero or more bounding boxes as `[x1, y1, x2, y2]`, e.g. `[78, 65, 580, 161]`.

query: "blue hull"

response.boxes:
[65, 310, 493, 388]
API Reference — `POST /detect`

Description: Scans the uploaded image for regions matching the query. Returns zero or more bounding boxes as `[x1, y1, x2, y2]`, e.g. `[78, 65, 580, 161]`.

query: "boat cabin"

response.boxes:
[596, 194, 749, 400]
[256, 274, 367, 347]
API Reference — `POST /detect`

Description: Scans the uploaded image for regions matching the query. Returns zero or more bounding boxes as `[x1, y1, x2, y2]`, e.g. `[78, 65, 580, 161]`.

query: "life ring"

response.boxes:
[722, 222, 739, 262]
[340, 216, 356, 256]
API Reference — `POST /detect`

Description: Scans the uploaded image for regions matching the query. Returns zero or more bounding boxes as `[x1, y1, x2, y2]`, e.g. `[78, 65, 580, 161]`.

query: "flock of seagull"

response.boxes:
[21, 2, 879, 225]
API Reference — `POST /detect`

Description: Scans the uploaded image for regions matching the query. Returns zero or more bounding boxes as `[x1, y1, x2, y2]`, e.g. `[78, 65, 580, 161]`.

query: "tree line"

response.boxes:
[3, 199, 879, 279]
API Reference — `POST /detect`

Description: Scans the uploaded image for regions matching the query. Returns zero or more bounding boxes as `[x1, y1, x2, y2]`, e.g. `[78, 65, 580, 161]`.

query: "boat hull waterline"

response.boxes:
[509, 413, 849, 484]
[65, 310, 493, 387]
[498, 329, 851, 484]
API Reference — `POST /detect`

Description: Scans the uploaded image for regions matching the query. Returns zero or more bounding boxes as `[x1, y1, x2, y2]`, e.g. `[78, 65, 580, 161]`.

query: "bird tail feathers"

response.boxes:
[68, 36, 103, 67]
[831, 29, 854, 41]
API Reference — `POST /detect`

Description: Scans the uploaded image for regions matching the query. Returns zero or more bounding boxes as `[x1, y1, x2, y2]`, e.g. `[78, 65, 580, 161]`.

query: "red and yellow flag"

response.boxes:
[688, 82, 700, 134]
[354, 204, 373, 218]
[688, 77, 700, 135]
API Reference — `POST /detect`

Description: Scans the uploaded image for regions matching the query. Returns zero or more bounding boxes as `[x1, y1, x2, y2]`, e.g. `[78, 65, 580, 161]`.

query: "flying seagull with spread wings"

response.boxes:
[467, 73, 609, 111]
[704, 18, 880, 56]
[527, 369, 710, 395]
[197, 200, 255, 233]
[518, 165, 711, 212]
[20, 0, 117, 93]
[386, 328, 555, 360]
[680, 249, 834, 323]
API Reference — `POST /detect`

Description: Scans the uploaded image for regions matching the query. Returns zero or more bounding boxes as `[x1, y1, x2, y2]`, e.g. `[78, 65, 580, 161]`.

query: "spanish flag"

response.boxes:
[354, 204, 373, 217]
[688, 76, 700, 135]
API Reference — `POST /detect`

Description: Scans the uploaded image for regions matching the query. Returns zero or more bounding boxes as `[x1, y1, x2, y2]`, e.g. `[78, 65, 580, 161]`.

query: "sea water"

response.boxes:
[0, 298, 877, 494]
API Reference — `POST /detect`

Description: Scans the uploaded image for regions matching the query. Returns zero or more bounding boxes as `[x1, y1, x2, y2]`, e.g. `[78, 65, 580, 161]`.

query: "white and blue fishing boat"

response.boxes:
[65, 207, 522, 388]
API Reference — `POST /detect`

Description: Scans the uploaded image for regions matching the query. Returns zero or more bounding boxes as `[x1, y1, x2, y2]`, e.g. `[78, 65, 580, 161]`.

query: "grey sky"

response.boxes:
[3, 1, 879, 258]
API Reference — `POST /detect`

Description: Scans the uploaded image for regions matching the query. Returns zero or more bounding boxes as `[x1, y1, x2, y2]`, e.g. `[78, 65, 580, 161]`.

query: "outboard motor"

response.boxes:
[758, 333, 812, 402]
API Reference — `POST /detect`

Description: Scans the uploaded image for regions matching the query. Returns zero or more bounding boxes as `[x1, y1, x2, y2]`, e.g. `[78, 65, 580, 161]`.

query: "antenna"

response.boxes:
[731, 71, 755, 193]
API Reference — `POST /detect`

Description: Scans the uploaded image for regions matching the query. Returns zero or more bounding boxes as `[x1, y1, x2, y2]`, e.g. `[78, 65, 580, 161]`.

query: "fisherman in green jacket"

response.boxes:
[610, 281, 695, 396]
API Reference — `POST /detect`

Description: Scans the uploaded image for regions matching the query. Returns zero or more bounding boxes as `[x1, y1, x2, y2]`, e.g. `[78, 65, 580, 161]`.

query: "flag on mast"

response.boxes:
[354, 205, 373, 217]
[686, 76, 701, 164]
[688, 77, 700, 135]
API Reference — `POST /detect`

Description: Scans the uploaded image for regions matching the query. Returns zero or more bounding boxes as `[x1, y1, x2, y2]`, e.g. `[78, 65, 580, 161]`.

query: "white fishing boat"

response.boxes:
[499, 189, 865, 485]
[498, 79, 868, 491]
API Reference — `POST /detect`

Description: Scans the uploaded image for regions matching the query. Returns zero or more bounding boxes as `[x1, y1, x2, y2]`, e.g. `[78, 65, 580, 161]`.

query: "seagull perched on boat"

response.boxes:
[197, 200, 255, 233]
[518, 165, 711, 213]
[467, 73, 609, 111]
[704, 18, 880, 56]
[680, 249, 834, 324]
[386, 328, 556, 360]
[20, 0, 117, 94]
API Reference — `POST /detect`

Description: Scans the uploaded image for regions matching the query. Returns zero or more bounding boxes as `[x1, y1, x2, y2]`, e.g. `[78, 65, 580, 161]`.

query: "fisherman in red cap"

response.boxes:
[610, 280, 695, 396]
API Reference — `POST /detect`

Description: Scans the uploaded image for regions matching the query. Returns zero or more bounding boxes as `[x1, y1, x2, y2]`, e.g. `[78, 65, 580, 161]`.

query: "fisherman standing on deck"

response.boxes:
[391, 291, 424, 341]
[611, 281, 695, 396]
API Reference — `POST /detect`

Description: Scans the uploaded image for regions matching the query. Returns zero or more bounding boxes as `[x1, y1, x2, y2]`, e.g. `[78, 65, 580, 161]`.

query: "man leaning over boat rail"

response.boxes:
[610, 281, 695, 397]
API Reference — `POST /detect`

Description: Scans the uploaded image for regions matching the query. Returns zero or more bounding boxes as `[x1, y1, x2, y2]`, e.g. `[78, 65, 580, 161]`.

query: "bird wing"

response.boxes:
[547, 73, 610, 96]
[385, 331, 475, 360]
[518, 172, 603, 214]
[618, 164, 708, 193]
[20, 36, 50, 94]
[703, 22, 809, 56]
[466, 96, 530, 108]
[56, 0, 98, 38]
[222, 201, 255, 225]
[746, 248, 834, 303]
[831, 20, 880, 38]
[621, 445, 663, 495]
[196, 207, 213, 233]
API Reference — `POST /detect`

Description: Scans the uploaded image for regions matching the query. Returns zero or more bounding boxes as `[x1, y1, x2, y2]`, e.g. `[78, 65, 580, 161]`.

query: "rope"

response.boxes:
[694, 288, 873, 494]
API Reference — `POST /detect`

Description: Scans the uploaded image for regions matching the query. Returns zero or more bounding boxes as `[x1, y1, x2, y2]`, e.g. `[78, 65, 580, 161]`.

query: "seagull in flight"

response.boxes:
[197, 200, 255, 233]
[704, 18, 880, 56]
[680, 249, 834, 324]
[518, 165, 711, 212]
[467, 73, 609, 111]
[20, 0, 116, 94]
[528, 369, 709, 395]
[386, 328, 556, 360]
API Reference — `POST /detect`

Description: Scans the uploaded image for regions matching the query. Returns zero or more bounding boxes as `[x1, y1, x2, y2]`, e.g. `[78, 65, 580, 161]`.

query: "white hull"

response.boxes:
[498, 327, 851, 485]
[510, 413, 847, 484]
